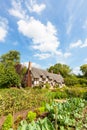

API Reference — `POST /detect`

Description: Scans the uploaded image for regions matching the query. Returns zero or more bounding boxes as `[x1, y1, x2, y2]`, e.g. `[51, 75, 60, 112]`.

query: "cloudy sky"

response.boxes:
[0, 0, 87, 74]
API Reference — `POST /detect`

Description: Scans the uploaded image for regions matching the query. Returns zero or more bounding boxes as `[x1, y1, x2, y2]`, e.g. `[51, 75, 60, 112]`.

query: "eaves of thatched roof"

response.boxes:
[31, 67, 64, 83]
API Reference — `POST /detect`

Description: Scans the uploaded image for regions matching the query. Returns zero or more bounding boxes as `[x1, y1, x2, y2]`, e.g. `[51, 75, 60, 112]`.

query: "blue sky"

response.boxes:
[0, 0, 87, 74]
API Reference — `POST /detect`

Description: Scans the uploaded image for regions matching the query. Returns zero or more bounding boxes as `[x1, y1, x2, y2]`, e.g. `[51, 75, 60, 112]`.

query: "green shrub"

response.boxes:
[46, 90, 68, 100]
[34, 107, 45, 116]
[0, 65, 20, 88]
[45, 83, 51, 89]
[54, 91, 68, 99]
[65, 87, 86, 98]
[27, 111, 36, 122]
[54, 84, 59, 88]
[83, 92, 87, 100]
[18, 117, 55, 130]
[2, 114, 13, 130]
[38, 107, 45, 113]
[64, 77, 78, 86]
[78, 78, 87, 86]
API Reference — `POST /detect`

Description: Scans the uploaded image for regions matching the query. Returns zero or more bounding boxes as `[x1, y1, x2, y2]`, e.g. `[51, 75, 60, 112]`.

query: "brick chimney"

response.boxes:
[27, 62, 32, 87]
[28, 62, 32, 70]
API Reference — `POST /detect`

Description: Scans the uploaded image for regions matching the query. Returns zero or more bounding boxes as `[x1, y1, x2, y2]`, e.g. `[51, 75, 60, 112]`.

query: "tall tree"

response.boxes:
[0, 50, 21, 88]
[48, 63, 72, 78]
[0, 50, 20, 66]
[80, 64, 87, 77]
[0, 63, 20, 88]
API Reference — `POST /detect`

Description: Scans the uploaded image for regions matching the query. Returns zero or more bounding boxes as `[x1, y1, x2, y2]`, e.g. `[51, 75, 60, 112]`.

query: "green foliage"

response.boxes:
[78, 78, 87, 86]
[0, 50, 20, 65]
[34, 107, 45, 116]
[38, 107, 45, 114]
[27, 111, 36, 122]
[54, 91, 68, 99]
[83, 92, 87, 100]
[47, 91, 68, 99]
[2, 114, 13, 130]
[0, 50, 21, 88]
[17, 98, 87, 130]
[18, 117, 55, 130]
[48, 63, 72, 78]
[64, 76, 78, 86]
[45, 83, 51, 89]
[0, 64, 21, 88]
[0, 87, 87, 117]
[65, 87, 87, 98]
[80, 64, 87, 77]
[46, 98, 87, 129]
[0, 88, 51, 116]
[15, 63, 27, 85]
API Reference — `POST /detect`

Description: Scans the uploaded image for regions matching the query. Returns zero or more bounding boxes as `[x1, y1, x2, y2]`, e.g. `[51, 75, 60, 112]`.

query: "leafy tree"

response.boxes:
[78, 78, 87, 86]
[64, 76, 78, 86]
[0, 63, 20, 88]
[80, 64, 87, 77]
[48, 63, 72, 78]
[0, 50, 22, 88]
[15, 63, 27, 82]
[0, 50, 20, 66]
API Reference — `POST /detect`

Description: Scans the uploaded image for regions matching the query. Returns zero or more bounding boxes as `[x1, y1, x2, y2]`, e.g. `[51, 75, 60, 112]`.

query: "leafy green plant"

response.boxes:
[45, 83, 51, 89]
[34, 107, 45, 116]
[38, 107, 45, 114]
[27, 111, 36, 122]
[2, 114, 13, 130]
[46, 98, 87, 129]
[83, 92, 87, 100]
[0, 88, 51, 116]
[54, 91, 68, 99]
[18, 117, 55, 130]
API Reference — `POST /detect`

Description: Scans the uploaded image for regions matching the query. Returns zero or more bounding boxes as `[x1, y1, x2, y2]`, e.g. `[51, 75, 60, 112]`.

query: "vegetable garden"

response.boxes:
[0, 87, 87, 130]
[14, 98, 87, 130]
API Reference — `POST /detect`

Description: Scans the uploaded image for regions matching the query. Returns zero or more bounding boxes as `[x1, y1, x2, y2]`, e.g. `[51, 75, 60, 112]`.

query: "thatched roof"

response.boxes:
[31, 67, 64, 83]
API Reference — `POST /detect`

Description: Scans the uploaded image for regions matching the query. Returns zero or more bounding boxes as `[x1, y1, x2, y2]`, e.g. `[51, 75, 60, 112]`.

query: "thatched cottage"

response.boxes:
[23, 62, 64, 88]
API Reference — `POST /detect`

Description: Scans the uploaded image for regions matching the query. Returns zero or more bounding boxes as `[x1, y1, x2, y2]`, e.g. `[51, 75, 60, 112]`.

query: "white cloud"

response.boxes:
[80, 38, 87, 48]
[9, 0, 60, 60]
[55, 50, 63, 56]
[8, 1, 28, 19]
[32, 62, 41, 68]
[26, 0, 46, 14]
[0, 17, 8, 42]
[17, 17, 60, 53]
[22, 62, 41, 68]
[55, 50, 71, 59]
[56, 59, 66, 64]
[70, 40, 82, 49]
[64, 52, 72, 58]
[9, 0, 46, 19]
[70, 39, 87, 49]
[34, 53, 51, 60]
